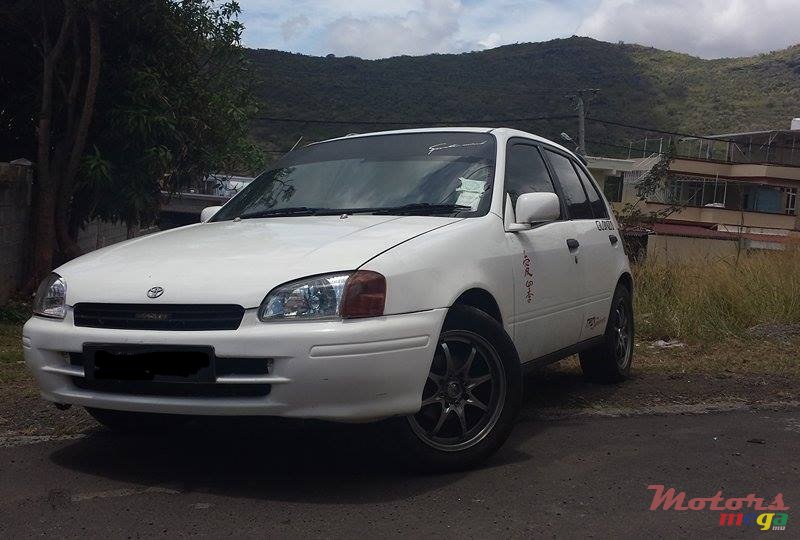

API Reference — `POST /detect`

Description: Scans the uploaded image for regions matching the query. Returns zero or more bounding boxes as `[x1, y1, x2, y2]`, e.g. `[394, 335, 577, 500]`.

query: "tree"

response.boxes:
[0, 1, 262, 292]
[615, 142, 683, 232]
[612, 143, 685, 260]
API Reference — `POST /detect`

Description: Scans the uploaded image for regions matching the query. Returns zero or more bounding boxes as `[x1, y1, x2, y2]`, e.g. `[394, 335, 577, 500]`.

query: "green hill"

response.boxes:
[247, 37, 800, 159]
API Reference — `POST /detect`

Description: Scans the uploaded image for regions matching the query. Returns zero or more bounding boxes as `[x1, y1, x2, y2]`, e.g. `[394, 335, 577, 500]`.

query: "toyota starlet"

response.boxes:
[24, 128, 633, 470]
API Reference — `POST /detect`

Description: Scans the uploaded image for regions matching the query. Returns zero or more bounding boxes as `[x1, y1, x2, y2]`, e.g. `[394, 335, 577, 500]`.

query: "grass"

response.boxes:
[633, 248, 800, 342]
[635, 338, 800, 377]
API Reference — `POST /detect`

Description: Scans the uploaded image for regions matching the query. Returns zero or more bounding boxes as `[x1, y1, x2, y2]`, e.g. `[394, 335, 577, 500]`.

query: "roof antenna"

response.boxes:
[289, 136, 303, 152]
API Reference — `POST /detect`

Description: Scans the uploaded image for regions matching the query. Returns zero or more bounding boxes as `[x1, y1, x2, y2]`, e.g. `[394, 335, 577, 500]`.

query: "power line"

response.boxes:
[585, 139, 638, 153]
[587, 117, 799, 152]
[253, 114, 576, 126]
[254, 67, 588, 93]
[257, 114, 798, 158]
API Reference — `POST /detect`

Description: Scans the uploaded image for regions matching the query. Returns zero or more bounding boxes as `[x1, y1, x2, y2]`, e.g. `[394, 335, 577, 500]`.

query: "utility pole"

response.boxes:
[566, 89, 598, 156]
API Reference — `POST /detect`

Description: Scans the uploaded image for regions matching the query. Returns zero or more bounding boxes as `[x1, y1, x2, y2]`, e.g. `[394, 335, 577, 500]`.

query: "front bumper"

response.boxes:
[23, 308, 447, 422]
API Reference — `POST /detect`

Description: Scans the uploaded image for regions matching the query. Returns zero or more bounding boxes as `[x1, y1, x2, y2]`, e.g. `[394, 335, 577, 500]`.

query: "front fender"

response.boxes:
[360, 215, 514, 332]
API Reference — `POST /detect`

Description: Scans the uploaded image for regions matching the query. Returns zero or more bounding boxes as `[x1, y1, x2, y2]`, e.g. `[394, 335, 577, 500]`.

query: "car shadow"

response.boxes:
[522, 361, 630, 414]
[48, 364, 616, 503]
[48, 414, 539, 504]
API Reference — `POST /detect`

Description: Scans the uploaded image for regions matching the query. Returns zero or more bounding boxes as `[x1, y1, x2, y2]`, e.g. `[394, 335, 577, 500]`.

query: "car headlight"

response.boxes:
[33, 273, 67, 319]
[259, 271, 386, 321]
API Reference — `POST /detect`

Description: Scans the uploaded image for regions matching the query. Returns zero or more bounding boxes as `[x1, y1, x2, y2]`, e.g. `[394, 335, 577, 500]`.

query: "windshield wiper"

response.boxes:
[369, 203, 473, 216]
[237, 207, 334, 219]
[237, 203, 473, 219]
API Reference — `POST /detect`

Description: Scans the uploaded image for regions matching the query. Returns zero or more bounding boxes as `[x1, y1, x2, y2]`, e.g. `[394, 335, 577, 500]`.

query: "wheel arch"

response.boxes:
[617, 271, 633, 297]
[450, 288, 503, 325]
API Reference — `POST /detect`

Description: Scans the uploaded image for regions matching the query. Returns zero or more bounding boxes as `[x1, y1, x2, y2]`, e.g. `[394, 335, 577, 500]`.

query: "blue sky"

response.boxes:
[236, 0, 800, 59]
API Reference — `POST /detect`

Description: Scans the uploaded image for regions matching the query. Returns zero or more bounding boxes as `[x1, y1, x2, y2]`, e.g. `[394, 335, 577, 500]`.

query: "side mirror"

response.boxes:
[515, 192, 560, 224]
[200, 206, 222, 223]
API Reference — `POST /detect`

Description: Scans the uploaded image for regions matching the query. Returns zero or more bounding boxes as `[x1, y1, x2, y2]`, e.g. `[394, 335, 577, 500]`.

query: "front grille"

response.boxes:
[74, 303, 245, 331]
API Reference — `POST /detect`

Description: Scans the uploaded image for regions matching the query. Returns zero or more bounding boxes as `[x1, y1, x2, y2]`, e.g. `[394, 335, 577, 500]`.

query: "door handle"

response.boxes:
[609, 234, 619, 245]
[566, 238, 580, 251]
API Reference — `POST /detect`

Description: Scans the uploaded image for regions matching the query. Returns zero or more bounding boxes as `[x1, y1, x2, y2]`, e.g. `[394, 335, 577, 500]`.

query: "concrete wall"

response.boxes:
[671, 158, 800, 184]
[0, 162, 136, 304]
[642, 202, 797, 231]
[646, 234, 740, 263]
[76, 220, 132, 253]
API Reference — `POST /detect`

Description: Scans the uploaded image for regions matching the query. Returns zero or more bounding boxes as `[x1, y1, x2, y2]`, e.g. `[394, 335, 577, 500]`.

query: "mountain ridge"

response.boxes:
[247, 37, 800, 158]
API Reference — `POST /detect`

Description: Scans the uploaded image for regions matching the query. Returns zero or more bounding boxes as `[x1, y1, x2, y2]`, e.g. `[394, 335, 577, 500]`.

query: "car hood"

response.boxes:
[57, 215, 460, 307]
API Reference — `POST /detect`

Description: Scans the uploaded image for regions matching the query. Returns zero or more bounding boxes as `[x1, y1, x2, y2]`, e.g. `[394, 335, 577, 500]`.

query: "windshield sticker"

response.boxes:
[428, 140, 487, 155]
[454, 178, 487, 209]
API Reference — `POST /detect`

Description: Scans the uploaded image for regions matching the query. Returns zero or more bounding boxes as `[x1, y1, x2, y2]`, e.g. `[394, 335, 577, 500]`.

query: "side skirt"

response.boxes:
[521, 335, 605, 374]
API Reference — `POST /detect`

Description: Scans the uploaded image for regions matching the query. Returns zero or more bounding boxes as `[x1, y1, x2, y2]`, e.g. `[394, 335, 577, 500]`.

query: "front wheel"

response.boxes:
[389, 305, 522, 472]
[579, 283, 634, 383]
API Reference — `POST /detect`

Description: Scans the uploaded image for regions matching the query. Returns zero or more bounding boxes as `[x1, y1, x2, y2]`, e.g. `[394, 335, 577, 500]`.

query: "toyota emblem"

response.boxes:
[147, 286, 164, 299]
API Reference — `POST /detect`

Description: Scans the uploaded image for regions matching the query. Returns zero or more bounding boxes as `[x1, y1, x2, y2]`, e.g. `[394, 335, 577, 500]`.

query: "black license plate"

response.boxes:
[83, 344, 215, 382]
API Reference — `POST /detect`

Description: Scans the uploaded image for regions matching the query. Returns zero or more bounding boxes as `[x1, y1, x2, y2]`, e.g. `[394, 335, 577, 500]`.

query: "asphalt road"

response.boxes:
[1, 407, 797, 538]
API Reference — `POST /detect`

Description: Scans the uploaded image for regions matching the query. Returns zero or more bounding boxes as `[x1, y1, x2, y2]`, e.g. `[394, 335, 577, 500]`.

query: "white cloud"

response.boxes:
[321, 0, 471, 58]
[237, 0, 800, 59]
[281, 15, 310, 41]
[577, 0, 800, 58]
[478, 32, 502, 49]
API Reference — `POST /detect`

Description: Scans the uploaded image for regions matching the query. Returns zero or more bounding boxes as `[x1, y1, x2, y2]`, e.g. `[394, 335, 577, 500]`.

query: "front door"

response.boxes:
[503, 141, 584, 362]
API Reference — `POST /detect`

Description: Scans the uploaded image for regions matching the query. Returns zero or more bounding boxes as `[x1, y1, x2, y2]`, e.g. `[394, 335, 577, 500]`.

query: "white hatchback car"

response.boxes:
[24, 128, 633, 470]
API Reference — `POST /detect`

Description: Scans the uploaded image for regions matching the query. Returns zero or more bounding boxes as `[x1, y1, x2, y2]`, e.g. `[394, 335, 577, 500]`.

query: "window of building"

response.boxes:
[660, 173, 797, 216]
[603, 175, 623, 203]
[661, 174, 725, 207]
[743, 185, 783, 214]
[504, 143, 556, 206]
[545, 150, 593, 219]
[783, 187, 797, 216]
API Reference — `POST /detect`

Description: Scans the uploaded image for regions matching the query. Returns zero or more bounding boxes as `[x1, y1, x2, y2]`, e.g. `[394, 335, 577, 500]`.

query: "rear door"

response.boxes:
[543, 149, 618, 341]
[504, 140, 584, 362]
[574, 163, 621, 340]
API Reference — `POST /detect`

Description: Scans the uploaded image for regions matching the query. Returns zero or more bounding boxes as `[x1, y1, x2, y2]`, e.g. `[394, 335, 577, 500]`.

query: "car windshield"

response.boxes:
[211, 132, 496, 221]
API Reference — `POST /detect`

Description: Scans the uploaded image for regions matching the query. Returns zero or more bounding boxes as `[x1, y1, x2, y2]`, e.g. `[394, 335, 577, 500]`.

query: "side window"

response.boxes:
[545, 150, 592, 220]
[575, 165, 609, 218]
[504, 143, 556, 206]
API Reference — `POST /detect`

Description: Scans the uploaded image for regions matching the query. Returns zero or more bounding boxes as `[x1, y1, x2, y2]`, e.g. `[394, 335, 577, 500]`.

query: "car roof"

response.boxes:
[309, 127, 578, 160]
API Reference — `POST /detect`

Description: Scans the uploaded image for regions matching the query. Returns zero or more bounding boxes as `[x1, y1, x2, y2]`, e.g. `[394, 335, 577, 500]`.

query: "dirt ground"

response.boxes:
[2, 321, 799, 438]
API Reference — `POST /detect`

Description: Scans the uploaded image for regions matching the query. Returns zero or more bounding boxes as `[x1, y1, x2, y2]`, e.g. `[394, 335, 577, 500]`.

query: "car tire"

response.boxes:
[85, 407, 190, 433]
[579, 283, 634, 383]
[388, 304, 523, 472]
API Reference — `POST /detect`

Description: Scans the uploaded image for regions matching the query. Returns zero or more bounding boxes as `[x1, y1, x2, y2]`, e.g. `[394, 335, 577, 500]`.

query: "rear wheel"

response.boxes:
[390, 305, 522, 471]
[579, 283, 634, 383]
[85, 407, 189, 433]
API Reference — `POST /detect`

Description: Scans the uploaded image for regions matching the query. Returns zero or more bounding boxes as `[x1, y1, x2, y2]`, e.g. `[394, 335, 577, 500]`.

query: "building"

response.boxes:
[586, 118, 800, 260]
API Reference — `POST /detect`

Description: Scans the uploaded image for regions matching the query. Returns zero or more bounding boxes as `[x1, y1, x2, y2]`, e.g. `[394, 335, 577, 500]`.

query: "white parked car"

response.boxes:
[24, 128, 633, 470]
